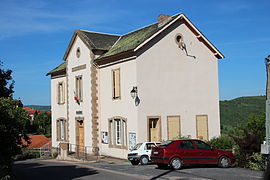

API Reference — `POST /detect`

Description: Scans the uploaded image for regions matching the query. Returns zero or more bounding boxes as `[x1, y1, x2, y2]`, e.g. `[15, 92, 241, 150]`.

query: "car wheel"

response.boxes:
[157, 163, 167, 169]
[130, 160, 139, 165]
[170, 157, 182, 170]
[140, 156, 149, 165]
[218, 156, 231, 168]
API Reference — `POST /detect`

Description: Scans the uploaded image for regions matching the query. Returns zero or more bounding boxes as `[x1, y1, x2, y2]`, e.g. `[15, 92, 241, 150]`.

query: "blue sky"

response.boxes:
[0, 0, 269, 105]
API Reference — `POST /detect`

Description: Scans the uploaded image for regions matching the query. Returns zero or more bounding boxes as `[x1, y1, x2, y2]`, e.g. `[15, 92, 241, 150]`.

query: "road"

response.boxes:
[12, 159, 263, 180]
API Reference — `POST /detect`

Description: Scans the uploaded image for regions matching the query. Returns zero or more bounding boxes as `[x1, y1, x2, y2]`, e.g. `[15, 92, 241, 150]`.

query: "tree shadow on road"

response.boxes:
[11, 161, 98, 180]
[150, 169, 175, 180]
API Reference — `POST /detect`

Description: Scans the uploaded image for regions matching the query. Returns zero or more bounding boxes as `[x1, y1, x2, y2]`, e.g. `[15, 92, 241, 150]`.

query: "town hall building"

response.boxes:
[47, 13, 224, 159]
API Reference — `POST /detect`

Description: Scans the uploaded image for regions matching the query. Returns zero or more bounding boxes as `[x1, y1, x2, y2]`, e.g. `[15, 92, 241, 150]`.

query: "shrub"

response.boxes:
[246, 153, 266, 171]
[14, 150, 40, 161]
[207, 135, 236, 150]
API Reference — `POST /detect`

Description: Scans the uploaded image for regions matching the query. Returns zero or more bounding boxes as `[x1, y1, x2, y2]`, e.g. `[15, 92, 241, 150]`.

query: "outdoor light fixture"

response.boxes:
[130, 86, 138, 99]
[265, 55, 270, 66]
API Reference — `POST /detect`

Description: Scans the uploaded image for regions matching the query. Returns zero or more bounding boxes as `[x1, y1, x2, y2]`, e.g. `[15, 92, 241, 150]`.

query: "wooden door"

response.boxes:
[167, 116, 180, 140]
[77, 120, 84, 152]
[148, 118, 160, 142]
[196, 115, 208, 140]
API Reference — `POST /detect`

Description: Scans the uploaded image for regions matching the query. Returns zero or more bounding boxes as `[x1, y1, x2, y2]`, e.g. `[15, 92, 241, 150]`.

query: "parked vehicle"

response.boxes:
[151, 139, 235, 170]
[128, 142, 161, 165]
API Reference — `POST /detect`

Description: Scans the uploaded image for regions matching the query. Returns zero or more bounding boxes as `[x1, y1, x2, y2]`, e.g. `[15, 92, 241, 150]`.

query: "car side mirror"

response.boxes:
[211, 146, 215, 151]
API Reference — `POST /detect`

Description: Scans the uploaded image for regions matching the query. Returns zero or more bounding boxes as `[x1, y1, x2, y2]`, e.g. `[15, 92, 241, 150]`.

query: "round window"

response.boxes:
[175, 34, 183, 45]
[76, 47, 81, 58]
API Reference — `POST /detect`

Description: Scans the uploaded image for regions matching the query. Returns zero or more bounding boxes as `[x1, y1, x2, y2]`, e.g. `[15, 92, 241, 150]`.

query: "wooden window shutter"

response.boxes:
[79, 76, 83, 101]
[167, 116, 180, 140]
[196, 115, 209, 140]
[113, 69, 120, 99]
[57, 82, 60, 104]
[57, 120, 60, 140]
[62, 81, 65, 104]
[76, 77, 79, 99]
[64, 120, 67, 140]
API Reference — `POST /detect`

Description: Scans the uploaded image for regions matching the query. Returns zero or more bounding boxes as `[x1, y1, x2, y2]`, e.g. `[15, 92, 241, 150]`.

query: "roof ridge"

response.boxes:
[78, 29, 120, 37]
[108, 36, 122, 50]
[120, 22, 157, 37]
[77, 30, 97, 49]
[120, 13, 181, 37]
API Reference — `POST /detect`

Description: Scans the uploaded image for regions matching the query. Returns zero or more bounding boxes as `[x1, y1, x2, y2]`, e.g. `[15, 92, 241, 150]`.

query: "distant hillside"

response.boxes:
[220, 96, 265, 132]
[24, 105, 51, 112]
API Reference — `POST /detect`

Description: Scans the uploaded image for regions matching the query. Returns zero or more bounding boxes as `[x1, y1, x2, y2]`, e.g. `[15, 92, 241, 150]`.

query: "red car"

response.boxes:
[151, 139, 235, 170]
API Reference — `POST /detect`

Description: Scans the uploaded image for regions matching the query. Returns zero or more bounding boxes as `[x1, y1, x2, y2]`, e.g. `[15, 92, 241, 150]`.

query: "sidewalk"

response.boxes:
[66, 154, 129, 164]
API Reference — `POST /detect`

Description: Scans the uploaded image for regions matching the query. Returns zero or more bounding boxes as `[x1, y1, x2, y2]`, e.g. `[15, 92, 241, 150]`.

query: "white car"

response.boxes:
[127, 142, 161, 165]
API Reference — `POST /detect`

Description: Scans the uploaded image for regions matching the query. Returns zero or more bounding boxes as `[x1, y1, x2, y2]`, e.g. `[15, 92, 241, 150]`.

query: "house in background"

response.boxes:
[23, 107, 51, 123]
[47, 13, 224, 159]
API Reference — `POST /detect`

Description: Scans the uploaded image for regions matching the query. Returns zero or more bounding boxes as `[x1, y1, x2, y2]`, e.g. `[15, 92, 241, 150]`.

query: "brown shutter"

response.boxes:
[168, 116, 180, 140]
[57, 82, 60, 104]
[57, 120, 60, 140]
[79, 76, 83, 101]
[196, 115, 208, 140]
[75, 77, 79, 98]
[62, 81, 65, 104]
[114, 69, 120, 98]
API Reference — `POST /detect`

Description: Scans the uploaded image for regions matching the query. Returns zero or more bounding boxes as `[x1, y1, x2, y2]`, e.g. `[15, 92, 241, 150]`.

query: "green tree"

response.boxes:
[231, 114, 265, 167]
[0, 61, 14, 98]
[33, 112, 51, 137]
[0, 98, 29, 179]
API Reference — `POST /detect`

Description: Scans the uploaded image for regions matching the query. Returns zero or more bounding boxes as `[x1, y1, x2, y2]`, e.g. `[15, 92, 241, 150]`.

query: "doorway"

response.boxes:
[76, 120, 84, 152]
[148, 117, 161, 142]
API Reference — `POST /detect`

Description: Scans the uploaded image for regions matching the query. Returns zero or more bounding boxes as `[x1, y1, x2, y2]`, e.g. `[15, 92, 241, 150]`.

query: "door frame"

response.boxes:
[147, 116, 161, 142]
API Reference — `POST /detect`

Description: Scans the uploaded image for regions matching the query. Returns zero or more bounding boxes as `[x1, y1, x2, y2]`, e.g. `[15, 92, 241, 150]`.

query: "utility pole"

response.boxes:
[261, 55, 270, 162]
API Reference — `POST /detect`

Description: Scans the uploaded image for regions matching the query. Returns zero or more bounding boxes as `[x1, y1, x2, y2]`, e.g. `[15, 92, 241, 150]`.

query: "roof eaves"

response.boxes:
[46, 62, 66, 76]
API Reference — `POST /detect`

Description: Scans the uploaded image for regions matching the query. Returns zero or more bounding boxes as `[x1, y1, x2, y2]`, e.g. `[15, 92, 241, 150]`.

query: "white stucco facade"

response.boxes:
[49, 13, 222, 159]
[51, 76, 67, 148]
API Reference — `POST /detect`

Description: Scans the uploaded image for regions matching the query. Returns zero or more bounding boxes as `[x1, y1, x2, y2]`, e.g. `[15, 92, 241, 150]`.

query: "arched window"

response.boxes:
[108, 117, 127, 149]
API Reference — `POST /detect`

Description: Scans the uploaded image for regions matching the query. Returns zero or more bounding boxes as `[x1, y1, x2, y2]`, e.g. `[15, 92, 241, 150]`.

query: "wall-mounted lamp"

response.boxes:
[130, 86, 138, 99]
[130, 86, 140, 106]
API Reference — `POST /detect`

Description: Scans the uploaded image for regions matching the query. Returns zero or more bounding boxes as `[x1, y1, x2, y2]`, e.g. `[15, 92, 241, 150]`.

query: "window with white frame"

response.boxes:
[109, 117, 127, 148]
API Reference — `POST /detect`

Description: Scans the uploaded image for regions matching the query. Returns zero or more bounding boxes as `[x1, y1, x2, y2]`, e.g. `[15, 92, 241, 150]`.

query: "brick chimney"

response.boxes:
[158, 14, 171, 24]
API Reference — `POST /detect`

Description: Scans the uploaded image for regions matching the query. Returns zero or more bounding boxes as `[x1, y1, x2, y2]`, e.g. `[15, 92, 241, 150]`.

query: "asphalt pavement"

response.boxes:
[12, 158, 264, 180]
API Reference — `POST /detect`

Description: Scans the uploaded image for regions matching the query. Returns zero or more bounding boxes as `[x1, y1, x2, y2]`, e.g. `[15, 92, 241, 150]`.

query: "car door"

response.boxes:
[177, 140, 198, 164]
[145, 143, 156, 158]
[193, 140, 218, 164]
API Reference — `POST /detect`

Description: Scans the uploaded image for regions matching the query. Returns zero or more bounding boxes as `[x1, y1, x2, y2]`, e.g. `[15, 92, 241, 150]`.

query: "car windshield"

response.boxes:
[132, 143, 142, 150]
[159, 140, 173, 146]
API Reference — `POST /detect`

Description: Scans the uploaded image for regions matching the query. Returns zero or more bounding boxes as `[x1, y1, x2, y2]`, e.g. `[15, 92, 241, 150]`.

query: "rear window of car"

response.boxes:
[194, 140, 211, 150]
[159, 140, 173, 146]
[145, 143, 156, 150]
[132, 143, 142, 150]
[178, 140, 195, 149]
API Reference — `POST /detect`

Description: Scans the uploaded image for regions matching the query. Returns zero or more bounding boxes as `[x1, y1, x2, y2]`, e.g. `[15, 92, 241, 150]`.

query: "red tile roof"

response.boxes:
[23, 107, 51, 115]
[22, 135, 51, 149]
